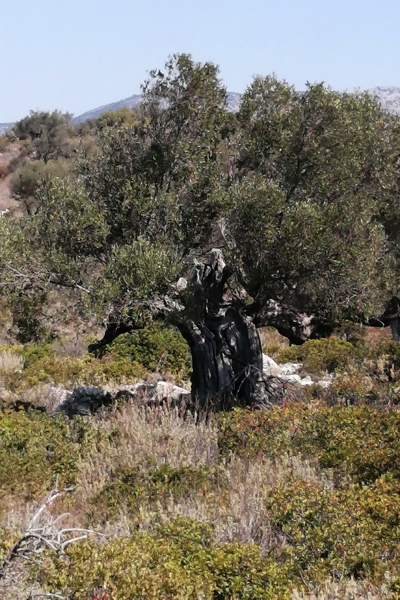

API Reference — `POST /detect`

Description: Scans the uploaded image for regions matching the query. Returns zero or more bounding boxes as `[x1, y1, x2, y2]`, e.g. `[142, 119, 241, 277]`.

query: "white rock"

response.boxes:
[282, 374, 303, 385]
[299, 376, 314, 386]
[317, 375, 333, 389]
[156, 381, 191, 402]
[262, 354, 281, 377]
[279, 363, 302, 376]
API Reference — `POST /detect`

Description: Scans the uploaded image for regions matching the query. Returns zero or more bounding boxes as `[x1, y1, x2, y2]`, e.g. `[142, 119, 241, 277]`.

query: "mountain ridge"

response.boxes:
[1, 87, 400, 134]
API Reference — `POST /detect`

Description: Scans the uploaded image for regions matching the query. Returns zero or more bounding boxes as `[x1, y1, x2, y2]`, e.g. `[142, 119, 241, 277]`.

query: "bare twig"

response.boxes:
[0, 483, 105, 587]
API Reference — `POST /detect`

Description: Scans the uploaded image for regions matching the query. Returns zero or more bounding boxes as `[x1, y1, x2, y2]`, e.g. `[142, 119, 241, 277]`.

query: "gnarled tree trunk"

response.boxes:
[176, 249, 271, 408]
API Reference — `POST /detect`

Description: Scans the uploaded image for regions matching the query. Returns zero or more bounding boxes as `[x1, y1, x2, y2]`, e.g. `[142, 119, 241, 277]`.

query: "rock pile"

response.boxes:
[262, 354, 332, 388]
[47, 355, 331, 418]
[55, 381, 191, 418]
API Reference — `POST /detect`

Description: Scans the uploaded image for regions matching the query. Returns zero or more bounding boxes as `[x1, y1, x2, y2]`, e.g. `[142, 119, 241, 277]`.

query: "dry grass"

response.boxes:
[75, 402, 219, 501]
[0, 350, 24, 373]
[259, 326, 290, 355]
[74, 402, 328, 553]
[291, 577, 392, 599]
[150, 454, 326, 551]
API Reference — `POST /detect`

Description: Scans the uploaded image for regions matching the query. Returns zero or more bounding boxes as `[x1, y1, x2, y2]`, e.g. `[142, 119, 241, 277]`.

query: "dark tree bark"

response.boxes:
[176, 249, 271, 407]
[250, 299, 333, 345]
[88, 322, 140, 357]
[367, 297, 400, 341]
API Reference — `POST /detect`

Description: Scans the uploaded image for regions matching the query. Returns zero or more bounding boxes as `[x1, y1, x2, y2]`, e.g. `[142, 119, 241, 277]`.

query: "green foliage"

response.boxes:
[232, 80, 399, 322]
[10, 157, 71, 209]
[2, 56, 400, 360]
[264, 475, 400, 584]
[20, 342, 54, 366]
[0, 54, 232, 333]
[372, 339, 400, 380]
[325, 372, 392, 407]
[35, 518, 291, 599]
[218, 404, 400, 484]
[5, 354, 147, 391]
[275, 338, 365, 373]
[0, 408, 94, 499]
[0, 342, 147, 390]
[12, 110, 74, 163]
[106, 324, 191, 380]
[88, 463, 215, 525]
[95, 107, 138, 131]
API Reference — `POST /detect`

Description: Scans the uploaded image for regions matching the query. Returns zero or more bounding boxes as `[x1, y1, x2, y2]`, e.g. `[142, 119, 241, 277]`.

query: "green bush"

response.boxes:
[0, 350, 147, 391]
[20, 342, 54, 367]
[372, 339, 400, 381]
[264, 474, 400, 584]
[275, 338, 364, 374]
[88, 463, 216, 525]
[106, 324, 191, 381]
[0, 408, 95, 499]
[325, 373, 393, 407]
[34, 518, 291, 599]
[218, 404, 400, 484]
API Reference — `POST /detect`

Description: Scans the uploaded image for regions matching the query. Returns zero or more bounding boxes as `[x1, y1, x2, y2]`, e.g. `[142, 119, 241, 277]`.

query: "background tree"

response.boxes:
[12, 110, 74, 163]
[232, 78, 400, 340]
[1, 55, 400, 405]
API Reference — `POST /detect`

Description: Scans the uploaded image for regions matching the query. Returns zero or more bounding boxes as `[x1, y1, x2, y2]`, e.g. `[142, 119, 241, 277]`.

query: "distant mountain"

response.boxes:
[73, 91, 242, 123]
[2, 88, 400, 131]
[73, 94, 143, 123]
[71, 88, 400, 123]
[367, 87, 400, 115]
[0, 123, 14, 136]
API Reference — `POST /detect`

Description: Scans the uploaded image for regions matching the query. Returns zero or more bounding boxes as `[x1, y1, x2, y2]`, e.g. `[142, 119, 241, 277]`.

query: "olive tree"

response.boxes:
[1, 55, 399, 405]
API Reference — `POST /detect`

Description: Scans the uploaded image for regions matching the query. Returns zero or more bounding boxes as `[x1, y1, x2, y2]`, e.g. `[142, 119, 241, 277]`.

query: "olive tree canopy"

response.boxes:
[1, 55, 400, 405]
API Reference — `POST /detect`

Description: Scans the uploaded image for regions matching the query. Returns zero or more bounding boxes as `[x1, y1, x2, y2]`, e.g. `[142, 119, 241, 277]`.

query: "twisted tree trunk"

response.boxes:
[176, 249, 271, 407]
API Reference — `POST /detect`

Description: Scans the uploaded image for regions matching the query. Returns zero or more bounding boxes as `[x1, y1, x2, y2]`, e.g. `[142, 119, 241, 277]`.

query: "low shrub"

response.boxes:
[275, 338, 365, 374]
[325, 373, 393, 407]
[34, 518, 292, 599]
[105, 324, 191, 381]
[87, 463, 217, 525]
[372, 340, 400, 381]
[0, 407, 95, 500]
[0, 135, 10, 152]
[264, 474, 400, 585]
[0, 352, 147, 391]
[218, 404, 400, 484]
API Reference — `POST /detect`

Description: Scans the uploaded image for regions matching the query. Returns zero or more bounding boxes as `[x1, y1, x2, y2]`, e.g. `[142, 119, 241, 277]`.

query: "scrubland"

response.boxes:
[0, 326, 399, 598]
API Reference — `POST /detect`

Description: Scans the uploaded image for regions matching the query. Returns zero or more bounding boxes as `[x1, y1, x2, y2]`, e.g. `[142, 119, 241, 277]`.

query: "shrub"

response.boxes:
[20, 343, 54, 367]
[275, 338, 364, 374]
[264, 475, 400, 584]
[325, 373, 393, 407]
[0, 407, 95, 499]
[87, 463, 216, 525]
[218, 405, 400, 484]
[0, 348, 147, 391]
[372, 340, 400, 381]
[0, 135, 10, 152]
[105, 324, 191, 381]
[34, 518, 292, 599]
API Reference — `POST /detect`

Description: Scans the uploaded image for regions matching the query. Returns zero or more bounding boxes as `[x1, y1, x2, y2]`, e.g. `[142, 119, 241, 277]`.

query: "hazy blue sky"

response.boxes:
[1, 0, 399, 121]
